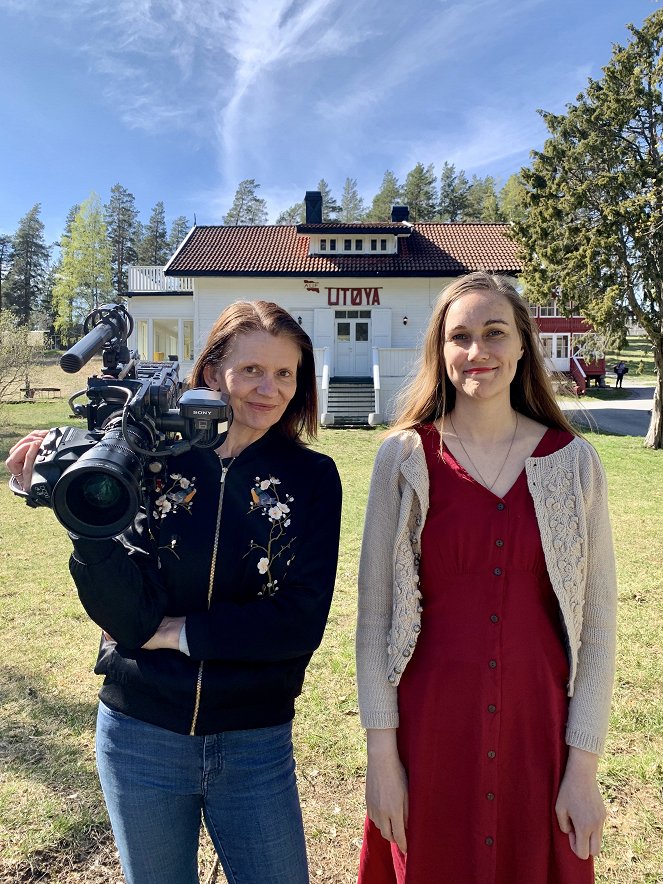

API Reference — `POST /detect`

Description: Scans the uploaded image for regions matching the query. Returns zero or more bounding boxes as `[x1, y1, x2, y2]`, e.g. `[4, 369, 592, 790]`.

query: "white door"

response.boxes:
[334, 310, 372, 376]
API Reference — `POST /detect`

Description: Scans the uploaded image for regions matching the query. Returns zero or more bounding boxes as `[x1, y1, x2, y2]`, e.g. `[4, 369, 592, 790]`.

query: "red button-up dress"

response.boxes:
[358, 424, 594, 884]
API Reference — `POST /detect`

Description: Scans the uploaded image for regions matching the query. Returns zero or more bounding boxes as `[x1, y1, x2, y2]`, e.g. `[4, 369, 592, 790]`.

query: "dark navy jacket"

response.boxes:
[69, 429, 342, 735]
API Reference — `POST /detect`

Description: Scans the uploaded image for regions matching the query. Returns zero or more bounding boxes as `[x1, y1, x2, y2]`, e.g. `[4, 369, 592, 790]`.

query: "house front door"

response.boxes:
[334, 310, 371, 376]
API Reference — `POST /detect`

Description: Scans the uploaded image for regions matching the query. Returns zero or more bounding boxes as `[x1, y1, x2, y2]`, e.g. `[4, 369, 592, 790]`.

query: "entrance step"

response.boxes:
[324, 380, 375, 427]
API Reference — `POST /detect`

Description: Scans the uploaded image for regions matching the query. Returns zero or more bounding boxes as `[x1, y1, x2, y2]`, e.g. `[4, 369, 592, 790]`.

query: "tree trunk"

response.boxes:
[644, 346, 663, 449]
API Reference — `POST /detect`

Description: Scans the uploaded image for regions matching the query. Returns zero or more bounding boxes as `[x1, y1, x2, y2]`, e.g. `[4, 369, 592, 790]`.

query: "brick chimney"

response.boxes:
[304, 191, 323, 224]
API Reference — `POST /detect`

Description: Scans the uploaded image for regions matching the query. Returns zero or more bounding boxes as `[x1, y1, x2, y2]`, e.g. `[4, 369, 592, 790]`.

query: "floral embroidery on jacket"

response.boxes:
[246, 475, 296, 597]
[153, 473, 197, 520]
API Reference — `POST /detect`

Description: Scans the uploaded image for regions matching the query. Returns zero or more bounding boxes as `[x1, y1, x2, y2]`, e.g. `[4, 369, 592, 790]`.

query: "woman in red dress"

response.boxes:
[356, 272, 617, 884]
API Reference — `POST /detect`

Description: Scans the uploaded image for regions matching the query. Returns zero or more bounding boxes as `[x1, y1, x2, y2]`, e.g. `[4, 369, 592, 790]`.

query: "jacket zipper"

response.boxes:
[189, 458, 234, 735]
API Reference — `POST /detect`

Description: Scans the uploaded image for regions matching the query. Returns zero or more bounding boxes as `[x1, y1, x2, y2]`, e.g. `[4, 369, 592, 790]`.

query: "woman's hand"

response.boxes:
[5, 430, 49, 489]
[365, 728, 409, 853]
[141, 616, 186, 651]
[555, 747, 606, 859]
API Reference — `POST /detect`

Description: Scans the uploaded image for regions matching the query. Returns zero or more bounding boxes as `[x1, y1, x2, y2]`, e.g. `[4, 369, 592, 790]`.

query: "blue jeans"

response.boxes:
[96, 702, 309, 884]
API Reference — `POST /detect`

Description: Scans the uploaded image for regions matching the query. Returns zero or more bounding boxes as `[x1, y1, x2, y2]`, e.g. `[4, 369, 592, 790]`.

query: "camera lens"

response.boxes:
[52, 424, 146, 539]
[78, 473, 129, 519]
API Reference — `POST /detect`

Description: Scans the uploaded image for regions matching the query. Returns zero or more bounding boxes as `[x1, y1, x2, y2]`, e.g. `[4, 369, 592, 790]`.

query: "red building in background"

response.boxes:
[529, 299, 606, 394]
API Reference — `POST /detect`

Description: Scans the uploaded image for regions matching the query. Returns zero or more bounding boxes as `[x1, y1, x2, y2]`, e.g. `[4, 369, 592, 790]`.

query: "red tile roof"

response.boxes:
[165, 222, 521, 277]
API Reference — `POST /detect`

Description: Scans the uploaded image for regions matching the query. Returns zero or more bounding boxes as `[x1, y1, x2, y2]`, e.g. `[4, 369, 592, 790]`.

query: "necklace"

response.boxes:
[448, 413, 519, 493]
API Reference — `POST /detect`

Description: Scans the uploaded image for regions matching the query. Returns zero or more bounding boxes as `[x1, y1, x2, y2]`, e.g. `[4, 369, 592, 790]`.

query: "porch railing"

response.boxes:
[128, 266, 194, 293]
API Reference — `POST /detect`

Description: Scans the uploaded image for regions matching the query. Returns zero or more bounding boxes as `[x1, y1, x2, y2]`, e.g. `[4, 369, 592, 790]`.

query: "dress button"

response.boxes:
[487, 792, 495, 801]
[488, 704, 496, 713]
[496, 502, 505, 511]
[495, 539, 504, 547]
[493, 567, 502, 576]
[490, 614, 499, 623]
[487, 750, 496, 759]
[485, 837, 494, 846]
[488, 660, 497, 669]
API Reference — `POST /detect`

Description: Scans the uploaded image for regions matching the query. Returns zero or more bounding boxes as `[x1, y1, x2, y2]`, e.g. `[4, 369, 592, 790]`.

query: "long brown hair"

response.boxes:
[189, 300, 318, 442]
[390, 271, 577, 435]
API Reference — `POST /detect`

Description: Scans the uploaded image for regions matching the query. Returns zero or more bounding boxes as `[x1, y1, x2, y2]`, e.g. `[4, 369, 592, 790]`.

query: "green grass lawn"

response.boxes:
[1, 404, 662, 883]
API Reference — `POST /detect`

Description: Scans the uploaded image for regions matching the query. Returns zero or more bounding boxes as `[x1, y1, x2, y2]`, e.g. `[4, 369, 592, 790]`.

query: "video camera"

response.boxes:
[10, 304, 231, 540]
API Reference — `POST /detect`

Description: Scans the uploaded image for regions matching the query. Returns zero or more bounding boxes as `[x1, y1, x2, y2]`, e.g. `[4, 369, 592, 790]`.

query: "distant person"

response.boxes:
[7, 301, 342, 884]
[613, 360, 628, 388]
[355, 272, 617, 884]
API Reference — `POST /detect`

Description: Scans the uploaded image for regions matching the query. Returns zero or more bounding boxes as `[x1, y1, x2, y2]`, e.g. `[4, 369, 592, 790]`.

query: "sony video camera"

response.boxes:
[10, 303, 231, 540]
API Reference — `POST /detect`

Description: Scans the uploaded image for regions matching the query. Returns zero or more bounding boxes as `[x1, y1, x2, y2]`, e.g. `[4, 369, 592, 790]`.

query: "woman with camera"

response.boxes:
[6, 300, 342, 884]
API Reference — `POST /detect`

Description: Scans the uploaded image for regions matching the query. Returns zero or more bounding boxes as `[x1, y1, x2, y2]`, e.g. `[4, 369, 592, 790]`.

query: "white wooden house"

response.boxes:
[125, 191, 521, 424]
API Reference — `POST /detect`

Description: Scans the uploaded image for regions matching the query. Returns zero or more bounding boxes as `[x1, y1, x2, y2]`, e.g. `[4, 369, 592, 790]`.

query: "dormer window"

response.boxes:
[330, 238, 337, 250]
[320, 239, 327, 251]
[380, 239, 387, 251]
[371, 239, 377, 251]
[355, 239, 363, 250]
[344, 238, 352, 250]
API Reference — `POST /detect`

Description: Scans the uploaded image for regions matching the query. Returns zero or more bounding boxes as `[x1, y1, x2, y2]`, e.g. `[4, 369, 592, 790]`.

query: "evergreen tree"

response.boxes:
[52, 193, 113, 335]
[499, 174, 528, 224]
[275, 204, 305, 225]
[438, 162, 471, 221]
[465, 176, 500, 221]
[403, 162, 437, 221]
[317, 179, 340, 221]
[0, 233, 13, 313]
[105, 184, 140, 294]
[365, 170, 402, 222]
[514, 8, 663, 448]
[3, 204, 50, 326]
[223, 180, 268, 226]
[169, 215, 191, 252]
[137, 201, 170, 264]
[339, 178, 366, 221]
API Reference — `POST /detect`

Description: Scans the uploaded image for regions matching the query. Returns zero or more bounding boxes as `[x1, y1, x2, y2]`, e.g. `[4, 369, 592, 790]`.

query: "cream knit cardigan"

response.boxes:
[356, 430, 617, 755]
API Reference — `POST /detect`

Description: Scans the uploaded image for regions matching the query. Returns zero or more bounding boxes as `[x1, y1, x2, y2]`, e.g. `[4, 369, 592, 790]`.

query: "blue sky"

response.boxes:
[1, 0, 660, 245]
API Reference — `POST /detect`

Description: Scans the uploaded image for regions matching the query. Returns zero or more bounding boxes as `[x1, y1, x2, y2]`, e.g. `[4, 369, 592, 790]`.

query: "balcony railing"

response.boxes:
[128, 266, 194, 293]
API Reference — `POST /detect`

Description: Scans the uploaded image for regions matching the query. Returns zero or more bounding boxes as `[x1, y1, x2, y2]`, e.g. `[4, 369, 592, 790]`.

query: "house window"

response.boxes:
[371, 239, 377, 251]
[380, 239, 387, 251]
[320, 239, 327, 251]
[540, 335, 553, 358]
[355, 239, 363, 250]
[344, 239, 352, 250]
[555, 336, 569, 359]
[539, 299, 557, 317]
[330, 239, 337, 250]
[528, 302, 538, 318]
[151, 318, 194, 362]
[183, 321, 194, 361]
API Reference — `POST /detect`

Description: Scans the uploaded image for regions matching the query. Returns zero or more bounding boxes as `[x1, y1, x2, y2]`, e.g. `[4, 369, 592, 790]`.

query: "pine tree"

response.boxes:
[317, 179, 340, 221]
[223, 180, 268, 226]
[169, 216, 191, 252]
[465, 176, 500, 221]
[52, 193, 113, 335]
[3, 204, 50, 326]
[403, 163, 438, 221]
[499, 174, 528, 224]
[275, 204, 305, 225]
[339, 178, 366, 221]
[137, 202, 170, 264]
[105, 184, 140, 294]
[366, 171, 402, 222]
[0, 233, 14, 313]
[438, 163, 471, 221]
[514, 8, 663, 447]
